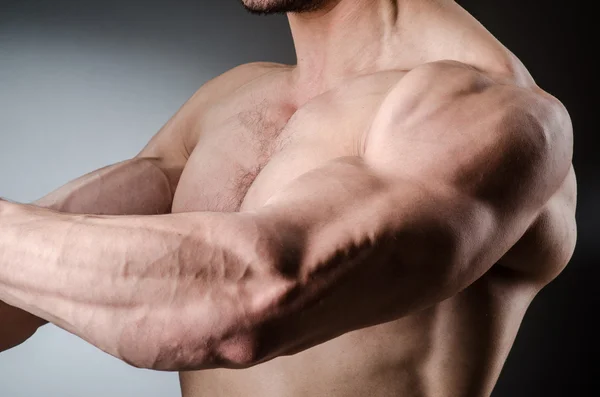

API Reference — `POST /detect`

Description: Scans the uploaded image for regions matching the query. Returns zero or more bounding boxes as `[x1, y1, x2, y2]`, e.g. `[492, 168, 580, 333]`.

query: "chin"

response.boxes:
[240, 0, 326, 15]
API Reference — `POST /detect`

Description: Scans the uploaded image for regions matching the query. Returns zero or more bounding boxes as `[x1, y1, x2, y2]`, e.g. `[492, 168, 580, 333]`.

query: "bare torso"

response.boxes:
[168, 64, 576, 396]
[0, 2, 576, 393]
[163, 8, 576, 397]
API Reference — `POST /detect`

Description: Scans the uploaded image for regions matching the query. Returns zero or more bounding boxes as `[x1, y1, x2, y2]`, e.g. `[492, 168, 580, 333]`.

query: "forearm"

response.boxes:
[1, 157, 179, 333]
[0, 157, 501, 371]
[0, 158, 458, 371]
[33, 157, 176, 215]
[0, 203, 279, 369]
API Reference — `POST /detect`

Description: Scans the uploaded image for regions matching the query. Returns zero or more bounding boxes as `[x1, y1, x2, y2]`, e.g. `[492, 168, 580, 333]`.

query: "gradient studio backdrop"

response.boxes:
[0, 1, 595, 397]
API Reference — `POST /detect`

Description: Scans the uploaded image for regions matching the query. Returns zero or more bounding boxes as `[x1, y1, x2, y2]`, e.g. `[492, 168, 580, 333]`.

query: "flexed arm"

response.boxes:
[0, 63, 574, 370]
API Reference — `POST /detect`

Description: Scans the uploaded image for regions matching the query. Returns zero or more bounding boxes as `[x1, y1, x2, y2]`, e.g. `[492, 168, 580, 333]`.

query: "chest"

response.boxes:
[172, 74, 400, 214]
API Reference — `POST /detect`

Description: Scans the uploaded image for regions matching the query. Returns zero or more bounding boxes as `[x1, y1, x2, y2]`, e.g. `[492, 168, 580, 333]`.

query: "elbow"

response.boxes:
[116, 333, 267, 372]
[114, 282, 291, 371]
[115, 214, 296, 371]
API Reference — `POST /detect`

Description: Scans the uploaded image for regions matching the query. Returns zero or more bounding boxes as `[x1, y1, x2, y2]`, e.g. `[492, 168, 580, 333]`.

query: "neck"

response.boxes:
[288, 0, 447, 93]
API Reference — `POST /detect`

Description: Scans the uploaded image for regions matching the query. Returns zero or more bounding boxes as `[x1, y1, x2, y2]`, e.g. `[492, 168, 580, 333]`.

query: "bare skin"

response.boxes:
[0, 1, 576, 397]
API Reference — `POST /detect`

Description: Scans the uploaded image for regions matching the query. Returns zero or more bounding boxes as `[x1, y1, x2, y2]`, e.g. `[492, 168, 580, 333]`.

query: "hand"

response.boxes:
[0, 300, 46, 353]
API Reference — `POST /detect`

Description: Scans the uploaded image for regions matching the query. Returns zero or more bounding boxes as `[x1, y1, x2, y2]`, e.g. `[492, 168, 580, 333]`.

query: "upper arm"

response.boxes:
[363, 61, 573, 283]
[259, 62, 573, 301]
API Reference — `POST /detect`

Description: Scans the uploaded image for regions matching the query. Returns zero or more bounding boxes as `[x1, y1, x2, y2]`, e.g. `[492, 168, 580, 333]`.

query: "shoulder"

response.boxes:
[364, 61, 576, 284]
[368, 60, 573, 211]
[191, 62, 290, 104]
[381, 60, 569, 129]
[402, 62, 578, 286]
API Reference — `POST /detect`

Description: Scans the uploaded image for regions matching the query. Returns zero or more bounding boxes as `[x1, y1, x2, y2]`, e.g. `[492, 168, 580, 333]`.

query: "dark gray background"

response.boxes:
[0, 1, 595, 396]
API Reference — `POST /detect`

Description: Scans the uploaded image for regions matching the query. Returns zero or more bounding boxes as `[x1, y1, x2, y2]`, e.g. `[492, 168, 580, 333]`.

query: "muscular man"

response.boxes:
[0, 1, 576, 396]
